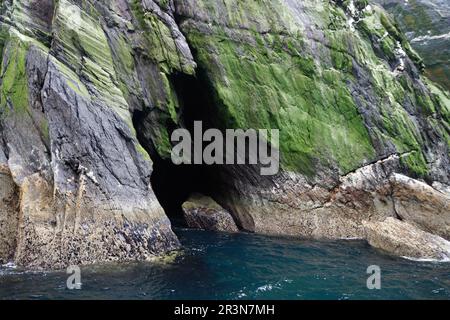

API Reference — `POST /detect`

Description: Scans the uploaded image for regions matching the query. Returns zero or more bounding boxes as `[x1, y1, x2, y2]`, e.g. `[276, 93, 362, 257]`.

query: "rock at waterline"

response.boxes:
[363, 218, 450, 261]
[182, 194, 239, 232]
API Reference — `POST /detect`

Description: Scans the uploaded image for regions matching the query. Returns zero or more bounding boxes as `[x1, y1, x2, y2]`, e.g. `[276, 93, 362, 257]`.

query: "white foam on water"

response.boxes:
[411, 32, 450, 43]
[402, 256, 450, 263]
[1, 262, 16, 269]
[256, 284, 274, 292]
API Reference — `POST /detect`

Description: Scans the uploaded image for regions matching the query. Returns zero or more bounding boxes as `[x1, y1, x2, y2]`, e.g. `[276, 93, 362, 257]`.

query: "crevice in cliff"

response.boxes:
[388, 181, 404, 222]
[0, 125, 9, 160]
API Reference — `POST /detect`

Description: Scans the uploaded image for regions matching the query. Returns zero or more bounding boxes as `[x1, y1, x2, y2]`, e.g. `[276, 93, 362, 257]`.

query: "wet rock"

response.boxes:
[0, 0, 181, 269]
[171, 0, 449, 259]
[182, 194, 239, 232]
[364, 217, 450, 261]
[372, 0, 450, 89]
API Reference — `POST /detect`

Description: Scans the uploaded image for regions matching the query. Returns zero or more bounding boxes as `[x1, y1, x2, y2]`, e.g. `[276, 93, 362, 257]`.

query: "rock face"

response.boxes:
[182, 194, 239, 232]
[372, 0, 450, 90]
[0, 0, 449, 268]
[390, 173, 450, 240]
[171, 0, 450, 260]
[0, 167, 18, 264]
[0, 0, 181, 269]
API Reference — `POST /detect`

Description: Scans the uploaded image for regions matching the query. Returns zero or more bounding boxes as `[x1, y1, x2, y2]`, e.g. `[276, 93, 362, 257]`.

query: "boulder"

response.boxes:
[182, 194, 239, 232]
[364, 217, 450, 261]
[391, 174, 450, 240]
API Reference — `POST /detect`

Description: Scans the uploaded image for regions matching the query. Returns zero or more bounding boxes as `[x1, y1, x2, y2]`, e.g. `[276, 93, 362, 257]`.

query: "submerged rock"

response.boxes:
[182, 194, 239, 232]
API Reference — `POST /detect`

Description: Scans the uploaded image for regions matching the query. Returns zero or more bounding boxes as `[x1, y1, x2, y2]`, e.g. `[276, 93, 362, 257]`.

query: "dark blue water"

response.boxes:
[1, 228, 449, 299]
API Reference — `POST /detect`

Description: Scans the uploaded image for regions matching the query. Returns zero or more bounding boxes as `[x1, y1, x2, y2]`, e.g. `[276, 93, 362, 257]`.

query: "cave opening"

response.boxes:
[132, 67, 264, 232]
[132, 70, 220, 228]
[132, 110, 205, 227]
[150, 157, 210, 227]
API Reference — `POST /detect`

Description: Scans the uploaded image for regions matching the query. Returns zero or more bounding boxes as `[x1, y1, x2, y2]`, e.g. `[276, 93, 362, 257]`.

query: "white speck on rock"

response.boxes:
[86, 171, 99, 184]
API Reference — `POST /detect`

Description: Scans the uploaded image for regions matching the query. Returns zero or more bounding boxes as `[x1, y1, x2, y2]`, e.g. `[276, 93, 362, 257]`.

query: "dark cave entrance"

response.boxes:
[150, 159, 208, 227]
[132, 71, 219, 228]
[132, 69, 262, 232]
[132, 109, 206, 227]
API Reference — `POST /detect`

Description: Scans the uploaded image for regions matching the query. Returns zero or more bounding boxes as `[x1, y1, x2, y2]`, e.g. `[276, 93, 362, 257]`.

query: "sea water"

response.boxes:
[1, 228, 449, 300]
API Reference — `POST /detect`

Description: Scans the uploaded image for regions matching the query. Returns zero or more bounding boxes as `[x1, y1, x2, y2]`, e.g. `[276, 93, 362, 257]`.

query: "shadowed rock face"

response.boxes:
[0, 167, 18, 263]
[0, 0, 449, 268]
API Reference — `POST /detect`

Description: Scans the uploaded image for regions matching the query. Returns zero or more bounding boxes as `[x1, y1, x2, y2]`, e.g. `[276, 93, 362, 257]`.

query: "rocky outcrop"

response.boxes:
[168, 0, 449, 259]
[364, 217, 450, 260]
[0, 0, 449, 267]
[391, 173, 450, 240]
[182, 194, 238, 232]
[210, 155, 450, 243]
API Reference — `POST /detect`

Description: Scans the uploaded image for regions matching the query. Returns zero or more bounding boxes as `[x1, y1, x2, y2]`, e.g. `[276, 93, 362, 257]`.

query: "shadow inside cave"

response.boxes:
[131, 70, 258, 231]
[130, 69, 214, 227]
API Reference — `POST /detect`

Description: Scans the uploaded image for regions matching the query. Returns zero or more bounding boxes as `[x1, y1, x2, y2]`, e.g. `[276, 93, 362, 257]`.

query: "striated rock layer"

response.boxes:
[364, 217, 450, 261]
[0, 0, 449, 268]
[0, 0, 182, 269]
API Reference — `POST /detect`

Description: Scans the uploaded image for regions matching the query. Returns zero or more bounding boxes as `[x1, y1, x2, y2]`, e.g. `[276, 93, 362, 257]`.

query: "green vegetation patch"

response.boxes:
[185, 27, 375, 176]
[0, 35, 29, 116]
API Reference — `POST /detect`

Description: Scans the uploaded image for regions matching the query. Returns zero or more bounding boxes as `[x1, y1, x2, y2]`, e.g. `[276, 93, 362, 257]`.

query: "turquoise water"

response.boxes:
[1, 228, 449, 300]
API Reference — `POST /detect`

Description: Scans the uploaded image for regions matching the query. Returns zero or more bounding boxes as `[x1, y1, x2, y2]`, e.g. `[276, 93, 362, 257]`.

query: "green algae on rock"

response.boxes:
[0, 0, 449, 267]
